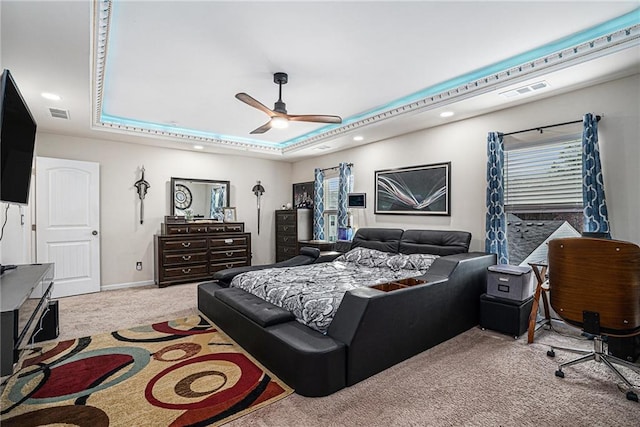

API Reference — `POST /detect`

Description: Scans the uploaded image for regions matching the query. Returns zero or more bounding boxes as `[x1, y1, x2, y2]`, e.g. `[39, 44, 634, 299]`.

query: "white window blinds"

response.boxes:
[324, 176, 340, 210]
[505, 138, 582, 211]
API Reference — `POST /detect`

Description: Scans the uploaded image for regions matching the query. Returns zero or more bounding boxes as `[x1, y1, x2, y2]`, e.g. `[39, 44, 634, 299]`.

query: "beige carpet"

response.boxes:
[49, 284, 640, 426]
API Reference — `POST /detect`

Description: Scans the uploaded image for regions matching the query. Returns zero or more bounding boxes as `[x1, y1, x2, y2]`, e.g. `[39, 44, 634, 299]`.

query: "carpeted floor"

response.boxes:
[26, 283, 640, 426]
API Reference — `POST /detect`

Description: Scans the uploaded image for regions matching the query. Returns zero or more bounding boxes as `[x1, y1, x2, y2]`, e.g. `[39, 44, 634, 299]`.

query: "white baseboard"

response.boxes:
[101, 279, 155, 292]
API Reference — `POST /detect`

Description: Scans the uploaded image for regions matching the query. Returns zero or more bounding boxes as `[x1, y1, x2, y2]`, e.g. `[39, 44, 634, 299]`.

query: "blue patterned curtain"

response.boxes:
[313, 168, 325, 240]
[337, 162, 352, 229]
[582, 113, 611, 237]
[485, 132, 509, 264]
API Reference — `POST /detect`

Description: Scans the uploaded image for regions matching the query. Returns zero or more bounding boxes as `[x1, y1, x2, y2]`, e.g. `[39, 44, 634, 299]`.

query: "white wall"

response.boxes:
[3, 73, 637, 286]
[35, 134, 292, 287]
[292, 74, 640, 249]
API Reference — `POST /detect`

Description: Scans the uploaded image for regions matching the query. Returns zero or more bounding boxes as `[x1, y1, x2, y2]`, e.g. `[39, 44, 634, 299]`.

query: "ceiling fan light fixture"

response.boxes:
[270, 116, 289, 129]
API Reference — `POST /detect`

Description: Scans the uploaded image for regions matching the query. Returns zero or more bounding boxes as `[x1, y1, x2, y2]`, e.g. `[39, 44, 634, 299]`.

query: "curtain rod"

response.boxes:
[320, 162, 353, 172]
[503, 115, 601, 137]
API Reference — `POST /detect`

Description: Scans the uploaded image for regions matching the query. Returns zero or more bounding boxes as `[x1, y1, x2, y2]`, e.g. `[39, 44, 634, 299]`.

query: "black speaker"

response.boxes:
[608, 335, 640, 363]
[480, 293, 533, 339]
[33, 300, 59, 343]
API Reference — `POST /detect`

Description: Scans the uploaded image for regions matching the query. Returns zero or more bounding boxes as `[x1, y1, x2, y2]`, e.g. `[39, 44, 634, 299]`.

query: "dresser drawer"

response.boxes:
[210, 248, 248, 261]
[162, 264, 208, 279]
[163, 251, 208, 265]
[277, 246, 298, 260]
[210, 236, 248, 248]
[162, 239, 208, 251]
[166, 225, 190, 235]
[276, 234, 297, 246]
[207, 224, 227, 233]
[276, 211, 296, 223]
[188, 225, 209, 233]
[276, 224, 297, 235]
[210, 260, 249, 272]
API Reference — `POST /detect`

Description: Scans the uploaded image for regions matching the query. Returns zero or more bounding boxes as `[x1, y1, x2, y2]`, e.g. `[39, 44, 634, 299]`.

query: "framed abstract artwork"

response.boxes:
[375, 162, 451, 215]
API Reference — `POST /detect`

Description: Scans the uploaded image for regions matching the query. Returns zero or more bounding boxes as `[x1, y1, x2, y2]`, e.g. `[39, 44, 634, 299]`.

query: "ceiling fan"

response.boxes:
[235, 72, 342, 134]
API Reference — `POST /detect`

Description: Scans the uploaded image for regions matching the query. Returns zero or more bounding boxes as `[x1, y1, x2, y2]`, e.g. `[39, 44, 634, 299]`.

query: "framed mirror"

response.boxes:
[170, 177, 230, 221]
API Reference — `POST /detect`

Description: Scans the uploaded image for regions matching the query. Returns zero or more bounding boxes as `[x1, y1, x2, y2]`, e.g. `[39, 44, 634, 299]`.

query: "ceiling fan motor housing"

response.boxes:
[273, 72, 288, 113]
[274, 72, 288, 85]
[274, 100, 287, 114]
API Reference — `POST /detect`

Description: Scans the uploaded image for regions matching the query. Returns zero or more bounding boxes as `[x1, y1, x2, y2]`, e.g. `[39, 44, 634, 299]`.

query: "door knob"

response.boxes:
[92, 230, 98, 236]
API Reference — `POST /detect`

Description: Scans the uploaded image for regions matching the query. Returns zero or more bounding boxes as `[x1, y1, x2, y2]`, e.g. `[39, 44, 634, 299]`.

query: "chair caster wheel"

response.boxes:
[555, 370, 565, 378]
[627, 391, 639, 402]
[547, 350, 555, 358]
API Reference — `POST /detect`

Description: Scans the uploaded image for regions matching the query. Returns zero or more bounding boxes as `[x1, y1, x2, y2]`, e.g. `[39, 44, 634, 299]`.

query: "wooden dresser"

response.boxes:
[154, 218, 251, 287]
[275, 209, 311, 262]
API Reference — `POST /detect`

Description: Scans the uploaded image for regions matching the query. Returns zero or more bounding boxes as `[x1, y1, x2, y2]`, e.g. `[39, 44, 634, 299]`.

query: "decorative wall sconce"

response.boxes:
[134, 166, 150, 224]
[252, 180, 265, 234]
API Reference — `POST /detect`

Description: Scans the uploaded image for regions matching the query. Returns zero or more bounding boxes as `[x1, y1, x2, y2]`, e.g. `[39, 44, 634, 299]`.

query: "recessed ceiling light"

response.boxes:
[353, 136, 364, 141]
[41, 92, 61, 101]
[193, 145, 204, 150]
[440, 111, 454, 118]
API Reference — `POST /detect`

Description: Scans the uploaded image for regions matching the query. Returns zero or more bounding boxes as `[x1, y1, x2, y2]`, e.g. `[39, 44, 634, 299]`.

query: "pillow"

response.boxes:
[334, 247, 394, 267]
[383, 253, 439, 272]
[403, 253, 440, 271]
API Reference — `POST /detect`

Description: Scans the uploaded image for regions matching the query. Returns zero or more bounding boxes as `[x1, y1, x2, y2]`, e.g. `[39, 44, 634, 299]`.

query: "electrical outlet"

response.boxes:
[136, 262, 142, 271]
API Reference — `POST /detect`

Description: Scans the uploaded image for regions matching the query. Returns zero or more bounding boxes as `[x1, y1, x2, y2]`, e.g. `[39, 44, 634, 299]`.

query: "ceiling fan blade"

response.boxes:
[235, 92, 275, 116]
[250, 121, 272, 134]
[288, 114, 342, 124]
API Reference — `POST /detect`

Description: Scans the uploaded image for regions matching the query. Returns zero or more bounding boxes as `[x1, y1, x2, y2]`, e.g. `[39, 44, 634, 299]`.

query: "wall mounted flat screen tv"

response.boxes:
[347, 193, 366, 208]
[0, 69, 37, 205]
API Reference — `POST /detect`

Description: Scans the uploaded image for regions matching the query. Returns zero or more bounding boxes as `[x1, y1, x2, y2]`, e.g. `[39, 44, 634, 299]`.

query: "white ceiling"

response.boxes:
[1, 1, 639, 160]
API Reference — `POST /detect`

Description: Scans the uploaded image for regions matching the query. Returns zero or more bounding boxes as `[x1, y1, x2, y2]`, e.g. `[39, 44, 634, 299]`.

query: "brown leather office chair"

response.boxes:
[546, 237, 640, 401]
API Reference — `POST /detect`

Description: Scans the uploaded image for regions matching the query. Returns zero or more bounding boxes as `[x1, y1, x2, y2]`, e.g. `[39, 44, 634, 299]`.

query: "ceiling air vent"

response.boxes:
[49, 108, 70, 119]
[500, 81, 550, 99]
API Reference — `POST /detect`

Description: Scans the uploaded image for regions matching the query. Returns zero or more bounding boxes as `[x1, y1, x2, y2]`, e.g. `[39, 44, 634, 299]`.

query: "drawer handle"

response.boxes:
[224, 239, 233, 244]
[182, 268, 191, 274]
[182, 255, 192, 261]
[283, 237, 289, 242]
[181, 242, 191, 248]
[226, 264, 234, 268]
[225, 251, 234, 257]
[283, 226, 289, 231]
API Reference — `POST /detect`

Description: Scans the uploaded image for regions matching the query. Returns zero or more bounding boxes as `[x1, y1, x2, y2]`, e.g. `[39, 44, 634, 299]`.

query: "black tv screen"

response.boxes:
[347, 193, 366, 208]
[0, 69, 37, 205]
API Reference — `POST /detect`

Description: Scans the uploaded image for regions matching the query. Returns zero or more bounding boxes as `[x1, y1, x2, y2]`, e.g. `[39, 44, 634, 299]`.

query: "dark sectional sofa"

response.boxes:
[198, 228, 496, 396]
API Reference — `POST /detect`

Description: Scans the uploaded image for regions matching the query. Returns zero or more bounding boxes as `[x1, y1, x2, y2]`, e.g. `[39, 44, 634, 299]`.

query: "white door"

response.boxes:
[36, 157, 100, 298]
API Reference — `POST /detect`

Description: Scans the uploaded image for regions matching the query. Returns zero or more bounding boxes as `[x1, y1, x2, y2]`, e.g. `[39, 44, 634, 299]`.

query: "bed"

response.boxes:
[198, 228, 496, 396]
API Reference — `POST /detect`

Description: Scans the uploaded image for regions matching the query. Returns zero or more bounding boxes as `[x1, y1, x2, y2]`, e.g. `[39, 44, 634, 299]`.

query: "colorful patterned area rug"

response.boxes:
[0, 315, 292, 426]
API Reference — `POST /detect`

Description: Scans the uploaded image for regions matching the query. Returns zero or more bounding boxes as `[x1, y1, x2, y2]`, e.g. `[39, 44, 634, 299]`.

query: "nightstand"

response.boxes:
[480, 293, 534, 339]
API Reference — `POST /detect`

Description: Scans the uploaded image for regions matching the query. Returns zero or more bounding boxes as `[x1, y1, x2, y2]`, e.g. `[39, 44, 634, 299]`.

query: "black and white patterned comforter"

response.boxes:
[230, 247, 439, 334]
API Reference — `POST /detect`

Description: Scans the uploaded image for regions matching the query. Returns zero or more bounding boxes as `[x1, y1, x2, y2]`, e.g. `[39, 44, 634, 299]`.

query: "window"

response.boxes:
[322, 173, 353, 241]
[504, 133, 584, 265]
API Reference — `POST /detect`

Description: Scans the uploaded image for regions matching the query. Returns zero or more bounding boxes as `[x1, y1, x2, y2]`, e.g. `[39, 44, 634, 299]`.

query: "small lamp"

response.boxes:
[252, 180, 266, 234]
